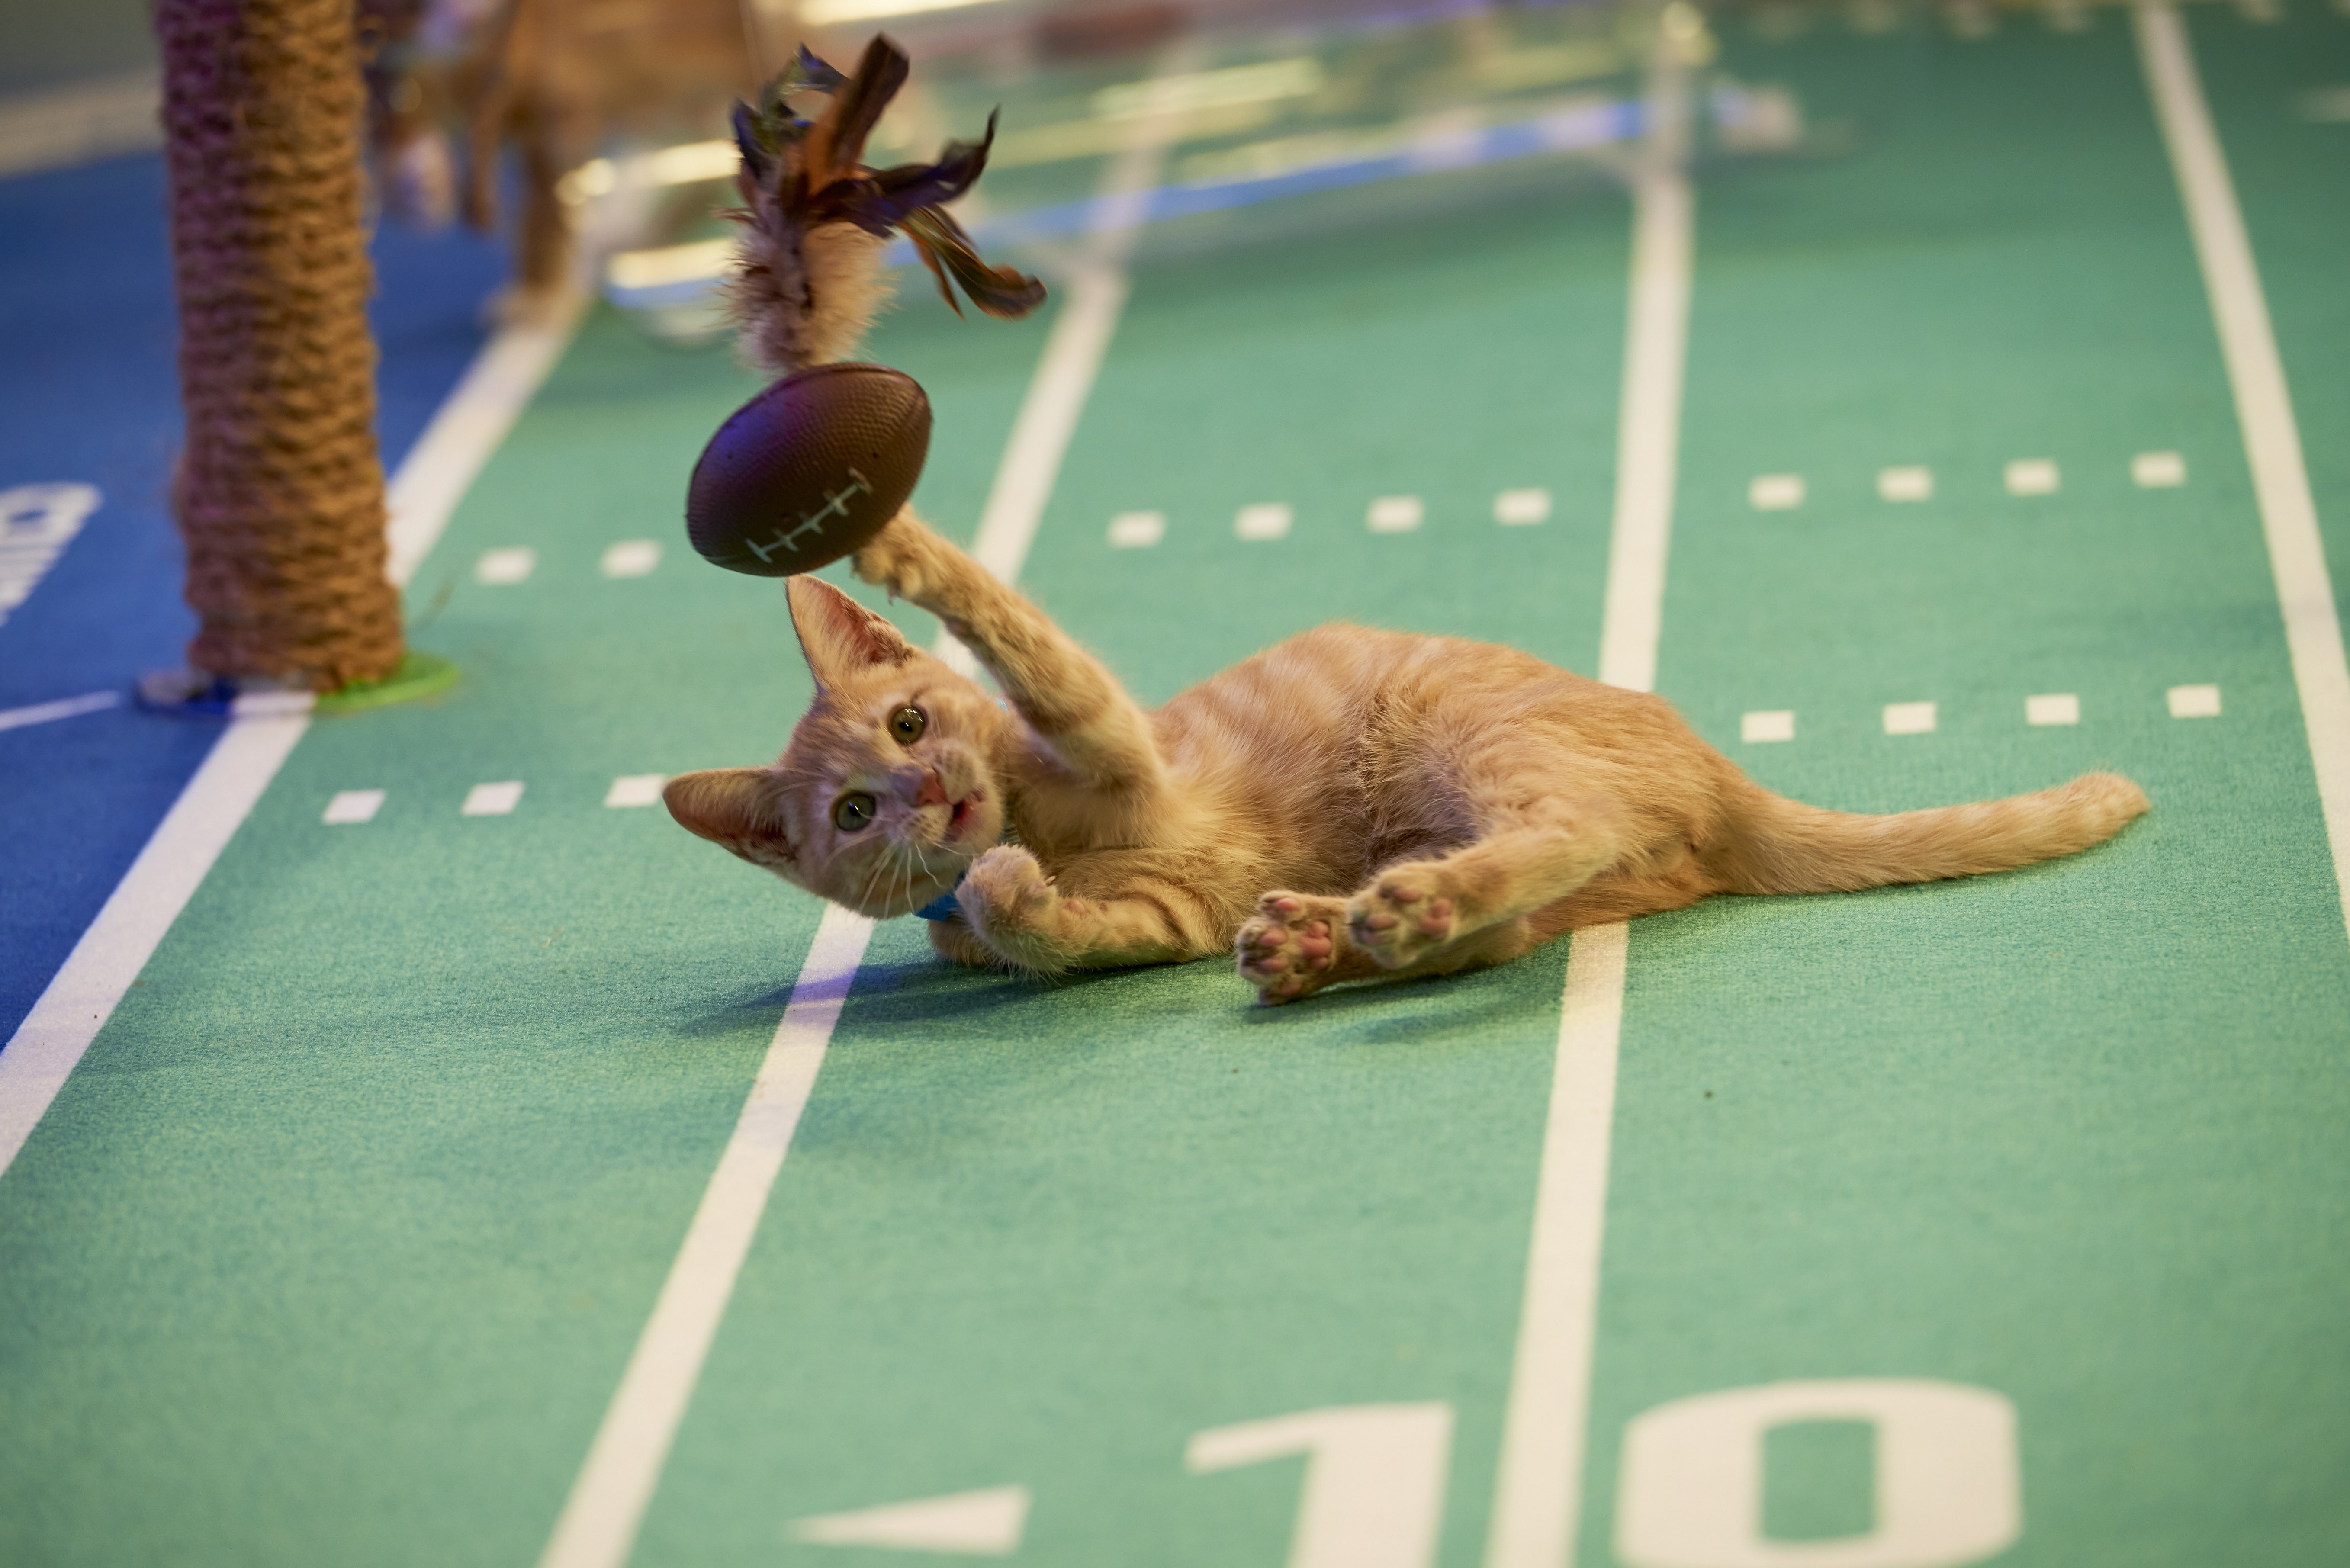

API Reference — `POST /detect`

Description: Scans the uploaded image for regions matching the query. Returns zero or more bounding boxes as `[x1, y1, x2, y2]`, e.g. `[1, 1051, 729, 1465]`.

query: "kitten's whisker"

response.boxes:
[855, 846, 891, 913]
[884, 842, 916, 912]
[896, 844, 922, 916]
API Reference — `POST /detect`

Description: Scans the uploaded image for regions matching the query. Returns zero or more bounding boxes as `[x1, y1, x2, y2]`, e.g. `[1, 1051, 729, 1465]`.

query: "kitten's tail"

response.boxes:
[1715, 772, 2149, 895]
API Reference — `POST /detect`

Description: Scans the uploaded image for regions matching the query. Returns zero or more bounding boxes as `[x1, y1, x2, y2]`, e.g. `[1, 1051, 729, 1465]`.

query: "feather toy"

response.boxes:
[727, 36, 1045, 377]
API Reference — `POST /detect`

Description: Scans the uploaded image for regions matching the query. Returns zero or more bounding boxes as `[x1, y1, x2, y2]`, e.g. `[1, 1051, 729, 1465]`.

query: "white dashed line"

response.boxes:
[1106, 510, 1164, 548]
[321, 789, 386, 824]
[1234, 502, 1292, 541]
[604, 774, 666, 808]
[2133, 450, 2187, 487]
[461, 781, 525, 816]
[2167, 683, 2222, 718]
[1740, 709, 1795, 742]
[2025, 693, 2080, 726]
[601, 540, 661, 578]
[1882, 700, 1938, 735]
[1367, 495, 1424, 533]
[1877, 465, 1933, 502]
[2303, 86, 2350, 122]
[1747, 474, 1804, 511]
[1494, 488, 1551, 526]
[2005, 458, 2061, 495]
[476, 547, 537, 585]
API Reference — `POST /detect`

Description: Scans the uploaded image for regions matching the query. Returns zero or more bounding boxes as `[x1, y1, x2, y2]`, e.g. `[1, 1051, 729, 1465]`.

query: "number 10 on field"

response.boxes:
[1186, 1379, 2018, 1568]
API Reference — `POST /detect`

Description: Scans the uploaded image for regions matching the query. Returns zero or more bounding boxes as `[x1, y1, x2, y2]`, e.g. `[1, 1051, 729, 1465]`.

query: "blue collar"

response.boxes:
[916, 873, 965, 921]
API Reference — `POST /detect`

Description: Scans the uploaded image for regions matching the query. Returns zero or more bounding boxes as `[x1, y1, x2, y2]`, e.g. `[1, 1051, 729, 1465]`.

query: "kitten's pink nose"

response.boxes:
[913, 771, 951, 808]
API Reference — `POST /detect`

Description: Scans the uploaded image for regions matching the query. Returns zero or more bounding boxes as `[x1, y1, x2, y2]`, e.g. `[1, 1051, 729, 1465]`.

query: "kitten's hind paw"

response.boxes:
[1237, 891, 1352, 1005]
[1347, 869, 1458, 969]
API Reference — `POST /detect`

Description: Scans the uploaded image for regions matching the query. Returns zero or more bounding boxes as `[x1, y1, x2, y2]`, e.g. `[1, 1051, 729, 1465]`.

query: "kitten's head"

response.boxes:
[664, 575, 1007, 917]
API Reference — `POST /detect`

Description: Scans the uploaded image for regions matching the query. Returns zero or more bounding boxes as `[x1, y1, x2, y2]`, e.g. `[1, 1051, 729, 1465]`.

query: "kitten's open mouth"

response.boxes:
[948, 794, 979, 836]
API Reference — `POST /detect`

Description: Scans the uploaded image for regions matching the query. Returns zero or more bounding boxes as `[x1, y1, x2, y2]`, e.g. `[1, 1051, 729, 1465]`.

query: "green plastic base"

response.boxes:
[315, 651, 459, 715]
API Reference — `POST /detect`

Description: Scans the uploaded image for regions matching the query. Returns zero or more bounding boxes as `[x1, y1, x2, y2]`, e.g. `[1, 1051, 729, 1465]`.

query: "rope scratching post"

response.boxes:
[156, 0, 405, 696]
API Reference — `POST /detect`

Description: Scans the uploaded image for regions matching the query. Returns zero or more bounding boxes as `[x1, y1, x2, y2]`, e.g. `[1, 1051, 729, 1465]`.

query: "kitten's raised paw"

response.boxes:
[1236, 891, 1350, 1005]
[851, 512, 940, 601]
[1347, 871, 1458, 969]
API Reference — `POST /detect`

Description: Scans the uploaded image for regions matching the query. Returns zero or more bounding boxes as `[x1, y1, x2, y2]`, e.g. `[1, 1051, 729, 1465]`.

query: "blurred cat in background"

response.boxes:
[360, 0, 762, 316]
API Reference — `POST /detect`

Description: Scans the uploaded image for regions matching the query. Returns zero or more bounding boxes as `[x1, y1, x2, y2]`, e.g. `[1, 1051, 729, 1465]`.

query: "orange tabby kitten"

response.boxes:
[662, 46, 2149, 1003]
[665, 526, 2150, 1003]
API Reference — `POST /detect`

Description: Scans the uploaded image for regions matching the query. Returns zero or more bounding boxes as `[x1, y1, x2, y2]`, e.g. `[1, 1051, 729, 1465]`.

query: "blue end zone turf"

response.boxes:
[0, 150, 509, 1041]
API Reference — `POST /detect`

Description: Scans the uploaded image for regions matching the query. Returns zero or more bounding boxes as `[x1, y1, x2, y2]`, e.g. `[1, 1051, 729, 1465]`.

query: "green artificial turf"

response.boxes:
[3, 6, 2347, 1566]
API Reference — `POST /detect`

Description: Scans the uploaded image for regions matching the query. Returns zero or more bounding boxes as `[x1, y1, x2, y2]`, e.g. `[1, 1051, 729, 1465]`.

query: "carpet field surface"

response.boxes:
[2, 4, 2346, 1566]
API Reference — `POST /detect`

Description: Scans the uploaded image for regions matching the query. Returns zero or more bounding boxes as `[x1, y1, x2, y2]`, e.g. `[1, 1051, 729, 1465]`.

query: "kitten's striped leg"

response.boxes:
[1348, 815, 1625, 971]
[855, 512, 1164, 794]
[958, 845, 1218, 975]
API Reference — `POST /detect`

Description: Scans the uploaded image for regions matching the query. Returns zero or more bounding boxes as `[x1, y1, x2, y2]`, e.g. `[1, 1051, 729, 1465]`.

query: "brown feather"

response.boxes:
[723, 41, 1042, 375]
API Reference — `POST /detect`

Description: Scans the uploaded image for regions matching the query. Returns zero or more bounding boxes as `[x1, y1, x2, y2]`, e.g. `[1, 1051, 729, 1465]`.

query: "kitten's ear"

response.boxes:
[785, 574, 914, 685]
[664, 768, 794, 862]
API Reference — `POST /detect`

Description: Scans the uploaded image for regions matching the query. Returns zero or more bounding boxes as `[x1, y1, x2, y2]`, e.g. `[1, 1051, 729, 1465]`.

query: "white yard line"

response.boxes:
[1486, 924, 1630, 1568]
[0, 692, 309, 1177]
[386, 291, 588, 589]
[1593, 48, 1694, 699]
[2138, 1, 2350, 944]
[935, 38, 1203, 672]
[535, 904, 874, 1568]
[955, 266, 1130, 601]
[0, 307, 579, 1186]
[1485, 32, 1694, 1568]
[0, 690, 122, 732]
[534, 45, 1203, 1568]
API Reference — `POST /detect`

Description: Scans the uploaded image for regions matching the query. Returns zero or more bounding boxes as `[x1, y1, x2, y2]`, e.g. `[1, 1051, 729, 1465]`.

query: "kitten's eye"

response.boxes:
[889, 705, 927, 745]
[832, 792, 878, 832]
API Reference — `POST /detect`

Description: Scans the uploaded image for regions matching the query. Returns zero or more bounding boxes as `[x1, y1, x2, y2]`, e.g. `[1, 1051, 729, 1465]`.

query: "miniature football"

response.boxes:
[685, 363, 932, 576]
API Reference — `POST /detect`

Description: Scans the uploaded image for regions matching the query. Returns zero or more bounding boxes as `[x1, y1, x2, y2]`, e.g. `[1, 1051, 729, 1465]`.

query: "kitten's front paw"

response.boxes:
[959, 845, 1066, 974]
[851, 512, 940, 601]
[1347, 869, 1458, 969]
[1236, 891, 1350, 1004]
